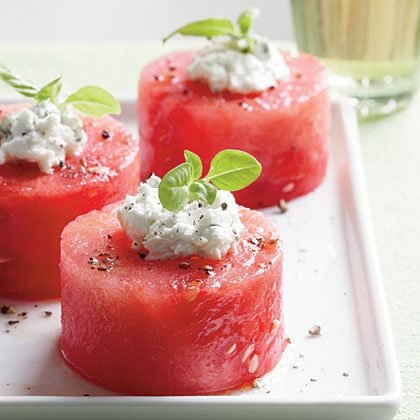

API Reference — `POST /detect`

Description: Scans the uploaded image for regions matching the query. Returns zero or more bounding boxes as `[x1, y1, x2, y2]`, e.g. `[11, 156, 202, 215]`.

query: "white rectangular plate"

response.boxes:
[0, 98, 401, 420]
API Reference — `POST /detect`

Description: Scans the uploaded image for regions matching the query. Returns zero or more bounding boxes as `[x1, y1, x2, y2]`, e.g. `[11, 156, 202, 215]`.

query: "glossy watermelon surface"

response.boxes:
[0, 104, 140, 299]
[60, 203, 286, 395]
[138, 50, 331, 208]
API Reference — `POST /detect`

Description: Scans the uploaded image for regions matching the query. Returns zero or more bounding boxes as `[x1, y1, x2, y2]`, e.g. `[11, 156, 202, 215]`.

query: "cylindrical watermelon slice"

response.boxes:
[60, 203, 286, 395]
[138, 50, 331, 208]
[0, 104, 140, 299]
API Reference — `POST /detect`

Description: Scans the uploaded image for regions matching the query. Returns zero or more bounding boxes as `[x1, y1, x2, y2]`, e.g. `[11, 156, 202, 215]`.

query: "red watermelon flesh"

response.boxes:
[0, 104, 140, 299]
[60, 203, 286, 395]
[138, 50, 331, 208]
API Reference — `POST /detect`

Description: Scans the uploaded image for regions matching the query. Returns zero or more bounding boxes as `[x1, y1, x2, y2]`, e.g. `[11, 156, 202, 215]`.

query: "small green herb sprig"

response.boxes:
[0, 64, 120, 117]
[158, 149, 262, 212]
[163, 7, 261, 53]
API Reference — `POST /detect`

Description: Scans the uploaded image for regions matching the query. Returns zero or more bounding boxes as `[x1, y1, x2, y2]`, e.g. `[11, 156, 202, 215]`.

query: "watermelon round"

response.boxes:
[0, 104, 140, 299]
[60, 203, 286, 395]
[138, 50, 331, 208]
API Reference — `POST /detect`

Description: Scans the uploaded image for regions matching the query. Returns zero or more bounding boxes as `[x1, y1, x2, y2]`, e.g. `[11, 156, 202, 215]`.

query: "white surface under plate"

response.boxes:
[0, 98, 401, 420]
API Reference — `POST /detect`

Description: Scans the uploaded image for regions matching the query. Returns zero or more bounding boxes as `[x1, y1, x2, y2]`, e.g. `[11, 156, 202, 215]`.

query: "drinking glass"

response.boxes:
[291, 0, 420, 119]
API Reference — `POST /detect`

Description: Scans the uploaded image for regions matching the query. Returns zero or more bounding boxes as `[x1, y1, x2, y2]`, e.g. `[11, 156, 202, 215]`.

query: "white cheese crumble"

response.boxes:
[117, 175, 243, 260]
[188, 35, 289, 93]
[0, 101, 87, 173]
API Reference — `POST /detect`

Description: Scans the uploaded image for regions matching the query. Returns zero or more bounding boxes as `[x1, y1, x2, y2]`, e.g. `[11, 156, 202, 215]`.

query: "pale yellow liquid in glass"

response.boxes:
[291, 0, 420, 118]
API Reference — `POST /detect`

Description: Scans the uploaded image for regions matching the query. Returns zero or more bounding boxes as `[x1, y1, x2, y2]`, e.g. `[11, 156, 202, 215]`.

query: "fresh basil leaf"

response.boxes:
[189, 179, 217, 205]
[244, 37, 255, 53]
[205, 149, 262, 191]
[34, 76, 62, 103]
[0, 64, 38, 98]
[184, 150, 202, 180]
[64, 85, 121, 117]
[158, 162, 193, 212]
[237, 7, 260, 35]
[163, 18, 236, 43]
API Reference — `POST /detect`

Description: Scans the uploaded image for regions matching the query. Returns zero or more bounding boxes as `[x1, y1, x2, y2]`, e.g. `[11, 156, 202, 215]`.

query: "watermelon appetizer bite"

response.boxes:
[0, 66, 140, 299]
[61, 150, 288, 395]
[139, 8, 331, 209]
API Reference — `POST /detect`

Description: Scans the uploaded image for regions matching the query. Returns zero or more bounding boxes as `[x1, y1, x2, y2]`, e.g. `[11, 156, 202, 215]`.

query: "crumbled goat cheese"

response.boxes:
[188, 35, 289, 93]
[117, 175, 243, 260]
[0, 101, 87, 173]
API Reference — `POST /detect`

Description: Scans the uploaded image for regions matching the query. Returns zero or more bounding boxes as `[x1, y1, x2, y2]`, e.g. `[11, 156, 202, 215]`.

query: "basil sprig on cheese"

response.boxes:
[0, 64, 120, 117]
[158, 149, 262, 212]
[163, 8, 261, 53]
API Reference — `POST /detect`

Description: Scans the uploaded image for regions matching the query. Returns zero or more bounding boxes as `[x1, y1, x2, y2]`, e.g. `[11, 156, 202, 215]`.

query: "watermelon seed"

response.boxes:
[282, 182, 295, 193]
[248, 355, 259, 374]
[7, 320, 19, 325]
[226, 343, 237, 355]
[343, 372, 349, 377]
[43, 311, 52, 317]
[242, 344, 255, 362]
[138, 253, 147, 260]
[221, 202, 228, 210]
[267, 237, 279, 245]
[179, 262, 191, 269]
[278, 199, 288, 213]
[101, 130, 110, 139]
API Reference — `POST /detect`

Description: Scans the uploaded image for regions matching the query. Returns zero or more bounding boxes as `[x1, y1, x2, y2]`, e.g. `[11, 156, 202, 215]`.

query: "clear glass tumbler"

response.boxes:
[291, 0, 420, 119]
